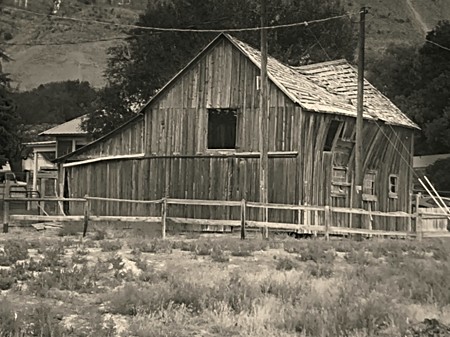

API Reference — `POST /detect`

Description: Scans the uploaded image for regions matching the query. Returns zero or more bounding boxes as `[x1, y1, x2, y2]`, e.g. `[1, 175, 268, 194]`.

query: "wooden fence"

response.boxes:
[3, 194, 449, 240]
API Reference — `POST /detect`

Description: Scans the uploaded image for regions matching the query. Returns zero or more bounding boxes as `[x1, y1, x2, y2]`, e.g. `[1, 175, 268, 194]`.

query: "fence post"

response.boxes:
[324, 206, 330, 241]
[161, 198, 167, 239]
[3, 179, 11, 233]
[240, 199, 246, 240]
[82, 195, 90, 238]
[415, 193, 422, 241]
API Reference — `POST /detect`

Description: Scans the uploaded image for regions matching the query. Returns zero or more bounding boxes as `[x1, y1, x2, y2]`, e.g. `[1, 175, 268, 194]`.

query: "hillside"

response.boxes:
[1, 0, 450, 91]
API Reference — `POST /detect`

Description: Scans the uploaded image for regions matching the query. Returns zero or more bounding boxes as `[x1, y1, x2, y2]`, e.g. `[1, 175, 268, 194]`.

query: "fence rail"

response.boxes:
[2, 194, 449, 239]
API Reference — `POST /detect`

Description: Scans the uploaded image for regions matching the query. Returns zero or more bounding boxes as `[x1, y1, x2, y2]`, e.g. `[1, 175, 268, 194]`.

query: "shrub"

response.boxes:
[28, 263, 100, 295]
[100, 240, 122, 252]
[71, 254, 88, 264]
[305, 261, 333, 278]
[105, 254, 124, 271]
[193, 241, 214, 256]
[0, 270, 16, 290]
[229, 244, 253, 257]
[91, 229, 106, 241]
[0, 297, 22, 335]
[107, 284, 143, 315]
[211, 249, 229, 263]
[3, 240, 29, 263]
[40, 244, 66, 268]
[131, 239, 172, 254]
[297, 242, 335, 263]
[395, 259, 450, 306]
[275, 257, 298, 271]
[0, 253, 11, 266]
[281, 281, 407, 336]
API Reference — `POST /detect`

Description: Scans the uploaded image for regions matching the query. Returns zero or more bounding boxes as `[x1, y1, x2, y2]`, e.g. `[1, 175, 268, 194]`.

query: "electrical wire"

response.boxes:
[425, 39, 450, 52]
[2, 6, 355, 33]
[1, 35, 131, 46]
[306, 26, 332, 61]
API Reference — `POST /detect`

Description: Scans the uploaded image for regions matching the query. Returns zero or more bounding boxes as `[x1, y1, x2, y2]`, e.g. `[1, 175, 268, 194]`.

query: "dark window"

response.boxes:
[56, 140, 73, 157]
[389, 175, 398, 197]
[207, 108, 237, 149]
[324, 120, 341, 151]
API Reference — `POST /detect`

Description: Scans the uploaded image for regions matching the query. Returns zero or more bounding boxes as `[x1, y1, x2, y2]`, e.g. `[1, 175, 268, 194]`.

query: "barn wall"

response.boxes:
[144, 38, 298, 155]
[73, 117, 145, 160]
[66, 155, 299, 223]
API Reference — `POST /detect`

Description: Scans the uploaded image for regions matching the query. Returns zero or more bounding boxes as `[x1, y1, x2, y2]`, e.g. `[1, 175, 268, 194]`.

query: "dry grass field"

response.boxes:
[1, 225, 450, 337]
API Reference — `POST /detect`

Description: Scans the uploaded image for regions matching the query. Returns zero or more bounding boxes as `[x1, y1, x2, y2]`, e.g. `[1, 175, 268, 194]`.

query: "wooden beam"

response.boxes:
[3, 179, 11, 233]
[259, 0, 269, 227]
[10, 215, 84, 222]
[5, 197, 86, 202]
[161, 198, 167, 239]
[354, 7, 368, 228]
[167, 198, 241, 207]
[240, 199, 246, 240]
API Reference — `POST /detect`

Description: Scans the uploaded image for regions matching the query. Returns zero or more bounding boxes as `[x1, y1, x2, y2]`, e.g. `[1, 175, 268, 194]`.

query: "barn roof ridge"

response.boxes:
[56, 33, 418, 163]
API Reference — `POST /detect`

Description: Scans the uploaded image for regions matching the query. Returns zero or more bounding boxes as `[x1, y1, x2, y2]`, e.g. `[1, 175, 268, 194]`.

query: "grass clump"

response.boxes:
[211, 249, 229, 263]
[0, 270, 16, 290]
[2, 240, 29, 264]
[275, 257, 298, 271]
[100, 240, 122, 252]
[131, 239, 172, 254]
[28, 263, 100, 296]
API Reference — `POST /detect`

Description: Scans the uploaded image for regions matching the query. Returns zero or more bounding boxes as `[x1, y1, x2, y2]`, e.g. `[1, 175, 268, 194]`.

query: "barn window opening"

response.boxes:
[331, 167, 349, 196]
[207, 108, 237, 149]
[363, 172, 376, 195]
[324, 120, 341, 151]
[389, 174, 398, 198]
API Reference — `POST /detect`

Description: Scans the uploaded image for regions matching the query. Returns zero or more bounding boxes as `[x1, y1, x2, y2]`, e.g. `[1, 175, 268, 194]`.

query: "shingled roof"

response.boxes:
[39, 115, 88, 136]
[227, 34, 418, 129]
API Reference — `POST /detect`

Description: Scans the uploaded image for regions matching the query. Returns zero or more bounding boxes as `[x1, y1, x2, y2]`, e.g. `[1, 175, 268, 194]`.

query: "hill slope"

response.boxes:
[1, 0, 450, 91]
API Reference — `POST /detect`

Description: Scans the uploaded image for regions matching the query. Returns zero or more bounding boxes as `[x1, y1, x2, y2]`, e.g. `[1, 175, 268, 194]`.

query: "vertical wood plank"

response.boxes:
[3, 179, 11, 233]
[161, 198, 167, 239]
[240, 199, 246, 239]
[82, 196, 90, 238]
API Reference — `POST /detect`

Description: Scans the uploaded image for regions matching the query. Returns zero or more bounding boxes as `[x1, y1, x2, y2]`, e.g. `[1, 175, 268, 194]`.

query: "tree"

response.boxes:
[0, 50, 23, 172]
[84, 0, 357, 136]
[426, 157, 450, 197]
[13, 80, 98, 125]
[367, 20, 450, 155]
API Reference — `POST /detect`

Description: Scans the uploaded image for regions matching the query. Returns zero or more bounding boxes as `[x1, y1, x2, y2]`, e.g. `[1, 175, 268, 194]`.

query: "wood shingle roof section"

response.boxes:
[226, 34, 419, 129]
[39, 114, 89, 136]
[295, 59, 419, 129]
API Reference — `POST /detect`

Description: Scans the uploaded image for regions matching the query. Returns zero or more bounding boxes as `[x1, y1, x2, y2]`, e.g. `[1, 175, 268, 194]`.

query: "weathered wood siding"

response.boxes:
[74, 118, 145, 160]
[144, 38, 298, 155]
[66, 155, 298, 223]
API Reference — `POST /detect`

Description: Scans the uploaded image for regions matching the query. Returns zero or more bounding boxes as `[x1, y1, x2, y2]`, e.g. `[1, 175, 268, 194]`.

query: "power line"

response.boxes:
[425, 39, 450, 52]
[2, 6, 355, 33]
[1, 35, 131, 46]
[306, 26, 332, 61]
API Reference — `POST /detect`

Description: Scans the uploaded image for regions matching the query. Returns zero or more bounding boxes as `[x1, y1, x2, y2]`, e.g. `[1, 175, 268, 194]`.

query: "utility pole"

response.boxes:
[354, 7, 368, 224]
[259, 0, 269, 229]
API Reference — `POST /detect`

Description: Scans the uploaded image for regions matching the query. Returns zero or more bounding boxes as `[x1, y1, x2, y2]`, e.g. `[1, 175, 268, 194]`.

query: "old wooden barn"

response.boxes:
[56, 33, 419, 231]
